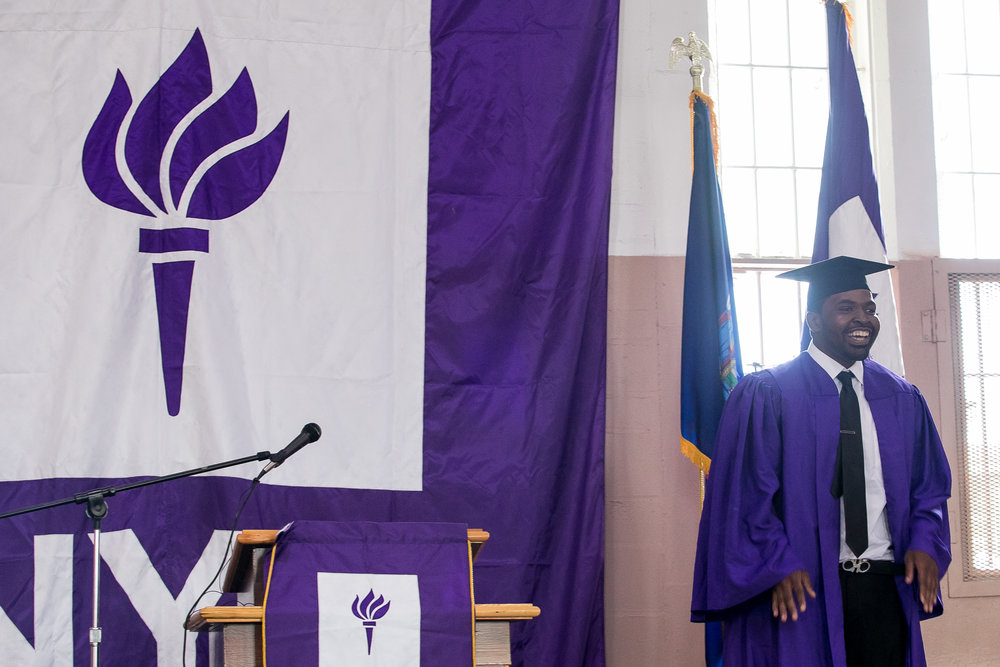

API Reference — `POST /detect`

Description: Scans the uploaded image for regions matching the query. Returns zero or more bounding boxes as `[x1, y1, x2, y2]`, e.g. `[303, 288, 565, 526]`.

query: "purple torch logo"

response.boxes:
[351, 588, 391, 656]
[82, 29, 289, 415]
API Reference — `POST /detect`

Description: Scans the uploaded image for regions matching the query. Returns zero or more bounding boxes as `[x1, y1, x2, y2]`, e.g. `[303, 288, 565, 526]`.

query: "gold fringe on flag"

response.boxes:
[688, 90, 720, 172]
[843, 2, 854, 46]
[825, 0, 854, 47]
[681, 436, 712, 475]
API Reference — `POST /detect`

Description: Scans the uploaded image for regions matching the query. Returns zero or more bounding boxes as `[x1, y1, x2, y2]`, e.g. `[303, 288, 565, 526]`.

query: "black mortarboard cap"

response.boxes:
[777, 256, 894, 311]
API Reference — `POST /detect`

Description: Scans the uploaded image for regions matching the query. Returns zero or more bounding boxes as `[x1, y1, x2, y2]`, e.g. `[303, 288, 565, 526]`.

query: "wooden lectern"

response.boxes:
[186, 527, 539, 666]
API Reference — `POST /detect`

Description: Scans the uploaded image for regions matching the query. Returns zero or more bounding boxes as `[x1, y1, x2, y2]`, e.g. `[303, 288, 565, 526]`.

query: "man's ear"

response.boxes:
[805, 311, 821, 335]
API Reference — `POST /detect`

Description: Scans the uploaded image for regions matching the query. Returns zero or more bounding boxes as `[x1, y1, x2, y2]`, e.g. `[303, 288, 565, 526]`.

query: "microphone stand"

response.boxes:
[0, 450, 276, 667]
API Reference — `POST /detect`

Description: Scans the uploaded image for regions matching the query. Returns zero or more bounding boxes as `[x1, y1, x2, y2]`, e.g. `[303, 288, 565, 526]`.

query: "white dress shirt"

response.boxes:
[807, 343, 894, 562]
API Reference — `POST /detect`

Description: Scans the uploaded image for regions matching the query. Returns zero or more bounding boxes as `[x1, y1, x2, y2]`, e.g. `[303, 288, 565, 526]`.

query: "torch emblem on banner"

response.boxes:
[82, 29, 289, 415]
[351, 588, 391, 655]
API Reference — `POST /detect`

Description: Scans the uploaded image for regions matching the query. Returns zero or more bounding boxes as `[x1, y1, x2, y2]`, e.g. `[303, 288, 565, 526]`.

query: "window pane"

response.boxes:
[933, 74, 973, 172]
[756, 169, 797, 256]
[968, 76, 1000, 172]
[731, 268, 806, 372]
[758, 272, 805, 365]
[722, 167, 759, 256]
[731, 271, 762, 372]
[752, 68, 793, 166]
[749, 0, 789, 66]
[717, 66, 755, 165]
[928, 1, 968, 73]
[788, 0, 826, 67]
[791, 68, 829, 167]
[714, 0, 751, 63]
[965, 0, 1000, 75]
[795, 168, 821, 256]
[938, 173, 977, 258]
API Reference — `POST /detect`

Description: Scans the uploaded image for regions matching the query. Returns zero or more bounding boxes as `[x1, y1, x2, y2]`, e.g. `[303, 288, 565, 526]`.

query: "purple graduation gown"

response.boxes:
[691, 353, 951, 666]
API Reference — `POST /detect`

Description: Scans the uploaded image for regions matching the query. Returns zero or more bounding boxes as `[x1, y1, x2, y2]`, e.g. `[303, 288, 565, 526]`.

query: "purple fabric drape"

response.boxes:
[0, 0, 617, 663]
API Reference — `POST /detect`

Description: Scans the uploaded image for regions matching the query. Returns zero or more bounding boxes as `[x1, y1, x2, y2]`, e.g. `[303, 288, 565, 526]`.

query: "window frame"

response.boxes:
[932, 258, 1000, 597]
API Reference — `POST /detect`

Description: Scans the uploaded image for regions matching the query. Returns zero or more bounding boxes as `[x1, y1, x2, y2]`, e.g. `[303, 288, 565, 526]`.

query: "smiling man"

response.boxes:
[691, 256, 952, 667]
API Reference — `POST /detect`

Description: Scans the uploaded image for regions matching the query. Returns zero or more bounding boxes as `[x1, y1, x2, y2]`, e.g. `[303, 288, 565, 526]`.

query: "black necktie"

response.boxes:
[832, 370, 868, 557]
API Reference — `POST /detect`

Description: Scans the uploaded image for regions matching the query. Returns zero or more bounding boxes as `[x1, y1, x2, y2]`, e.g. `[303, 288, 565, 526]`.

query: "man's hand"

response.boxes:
[771, 569, 816, 622]
[904, 549, 939, 614]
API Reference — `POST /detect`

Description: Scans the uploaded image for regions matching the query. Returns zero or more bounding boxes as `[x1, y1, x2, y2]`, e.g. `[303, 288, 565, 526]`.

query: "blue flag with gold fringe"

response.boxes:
[680, 91, 743, 474]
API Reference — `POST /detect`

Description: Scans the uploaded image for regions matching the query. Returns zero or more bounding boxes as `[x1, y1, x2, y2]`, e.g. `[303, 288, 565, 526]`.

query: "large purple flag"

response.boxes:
[0, 1, 615, 665]
[808, 0, 903, 375]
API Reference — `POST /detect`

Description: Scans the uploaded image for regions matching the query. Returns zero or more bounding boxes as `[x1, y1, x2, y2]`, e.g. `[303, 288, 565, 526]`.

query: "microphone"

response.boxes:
[261, 423, 322, 475]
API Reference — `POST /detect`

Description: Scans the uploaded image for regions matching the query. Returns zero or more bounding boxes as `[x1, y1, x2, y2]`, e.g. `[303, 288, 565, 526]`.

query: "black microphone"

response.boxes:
[261, 423, 322, 475]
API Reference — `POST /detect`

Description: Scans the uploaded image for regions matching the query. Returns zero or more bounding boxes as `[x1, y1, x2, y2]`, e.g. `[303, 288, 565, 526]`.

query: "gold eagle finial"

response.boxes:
[669, 31, 713, 91]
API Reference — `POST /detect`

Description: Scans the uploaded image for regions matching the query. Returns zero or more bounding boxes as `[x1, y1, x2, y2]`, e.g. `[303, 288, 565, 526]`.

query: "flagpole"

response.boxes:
[671, 33, 719, 504]
[673, 32, 708, 505]
[672, 31, 731, 667]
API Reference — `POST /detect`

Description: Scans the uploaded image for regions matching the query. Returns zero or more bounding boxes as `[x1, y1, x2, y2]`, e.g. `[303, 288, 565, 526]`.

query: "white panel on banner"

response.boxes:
[317, 573, 421, 665]
[0, 0, 430, 489]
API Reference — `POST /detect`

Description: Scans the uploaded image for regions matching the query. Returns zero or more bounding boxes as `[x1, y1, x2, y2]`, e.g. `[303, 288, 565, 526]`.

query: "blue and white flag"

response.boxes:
[0, 1, 616, 663]
[810, 0, 903, 375]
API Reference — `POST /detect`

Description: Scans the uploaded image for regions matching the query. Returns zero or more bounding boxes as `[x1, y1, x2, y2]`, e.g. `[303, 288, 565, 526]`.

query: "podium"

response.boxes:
[186, 525, 539, 666]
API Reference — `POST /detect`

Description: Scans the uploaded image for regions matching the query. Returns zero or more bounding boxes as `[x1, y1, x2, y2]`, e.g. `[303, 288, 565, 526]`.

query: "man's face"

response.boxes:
[805, 289, 880, 367]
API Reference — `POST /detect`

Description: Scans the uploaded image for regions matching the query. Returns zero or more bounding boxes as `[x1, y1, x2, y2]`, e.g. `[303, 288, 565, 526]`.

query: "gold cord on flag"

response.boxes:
[682, 437, 713, 475]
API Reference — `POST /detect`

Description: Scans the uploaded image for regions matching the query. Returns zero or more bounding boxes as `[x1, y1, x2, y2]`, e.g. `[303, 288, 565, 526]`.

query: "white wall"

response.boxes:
[610, 0, 707, 257]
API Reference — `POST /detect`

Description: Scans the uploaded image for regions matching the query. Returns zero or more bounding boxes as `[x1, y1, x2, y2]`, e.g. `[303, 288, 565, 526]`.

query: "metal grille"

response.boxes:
[949, 273, 1000, 580]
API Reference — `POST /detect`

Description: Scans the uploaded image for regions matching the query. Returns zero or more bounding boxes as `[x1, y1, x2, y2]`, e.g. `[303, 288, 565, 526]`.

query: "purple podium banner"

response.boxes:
[262, 521, 473, 666]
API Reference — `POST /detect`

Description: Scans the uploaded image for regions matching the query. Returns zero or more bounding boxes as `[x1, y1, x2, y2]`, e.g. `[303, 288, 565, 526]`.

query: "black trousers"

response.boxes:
[839, 569, 908, 667]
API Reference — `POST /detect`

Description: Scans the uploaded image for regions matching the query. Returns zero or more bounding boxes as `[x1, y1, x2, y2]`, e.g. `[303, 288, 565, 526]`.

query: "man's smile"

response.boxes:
[846, 328, 873, 345]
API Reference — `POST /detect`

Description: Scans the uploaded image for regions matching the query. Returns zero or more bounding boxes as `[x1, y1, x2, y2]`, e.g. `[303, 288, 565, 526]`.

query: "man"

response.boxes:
[691, 256, 951, 666]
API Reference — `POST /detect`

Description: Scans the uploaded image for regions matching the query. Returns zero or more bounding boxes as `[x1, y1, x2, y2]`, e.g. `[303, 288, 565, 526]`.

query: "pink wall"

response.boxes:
[605, 255, 1000, 665]
[606, 255, 704, 664]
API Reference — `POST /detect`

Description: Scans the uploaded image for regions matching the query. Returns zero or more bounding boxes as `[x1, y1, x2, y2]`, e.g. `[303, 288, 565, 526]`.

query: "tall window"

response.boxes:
[928, 1, 1000, 593]
[929, 1, 1000, 259]
[708, 0, 871, 372]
